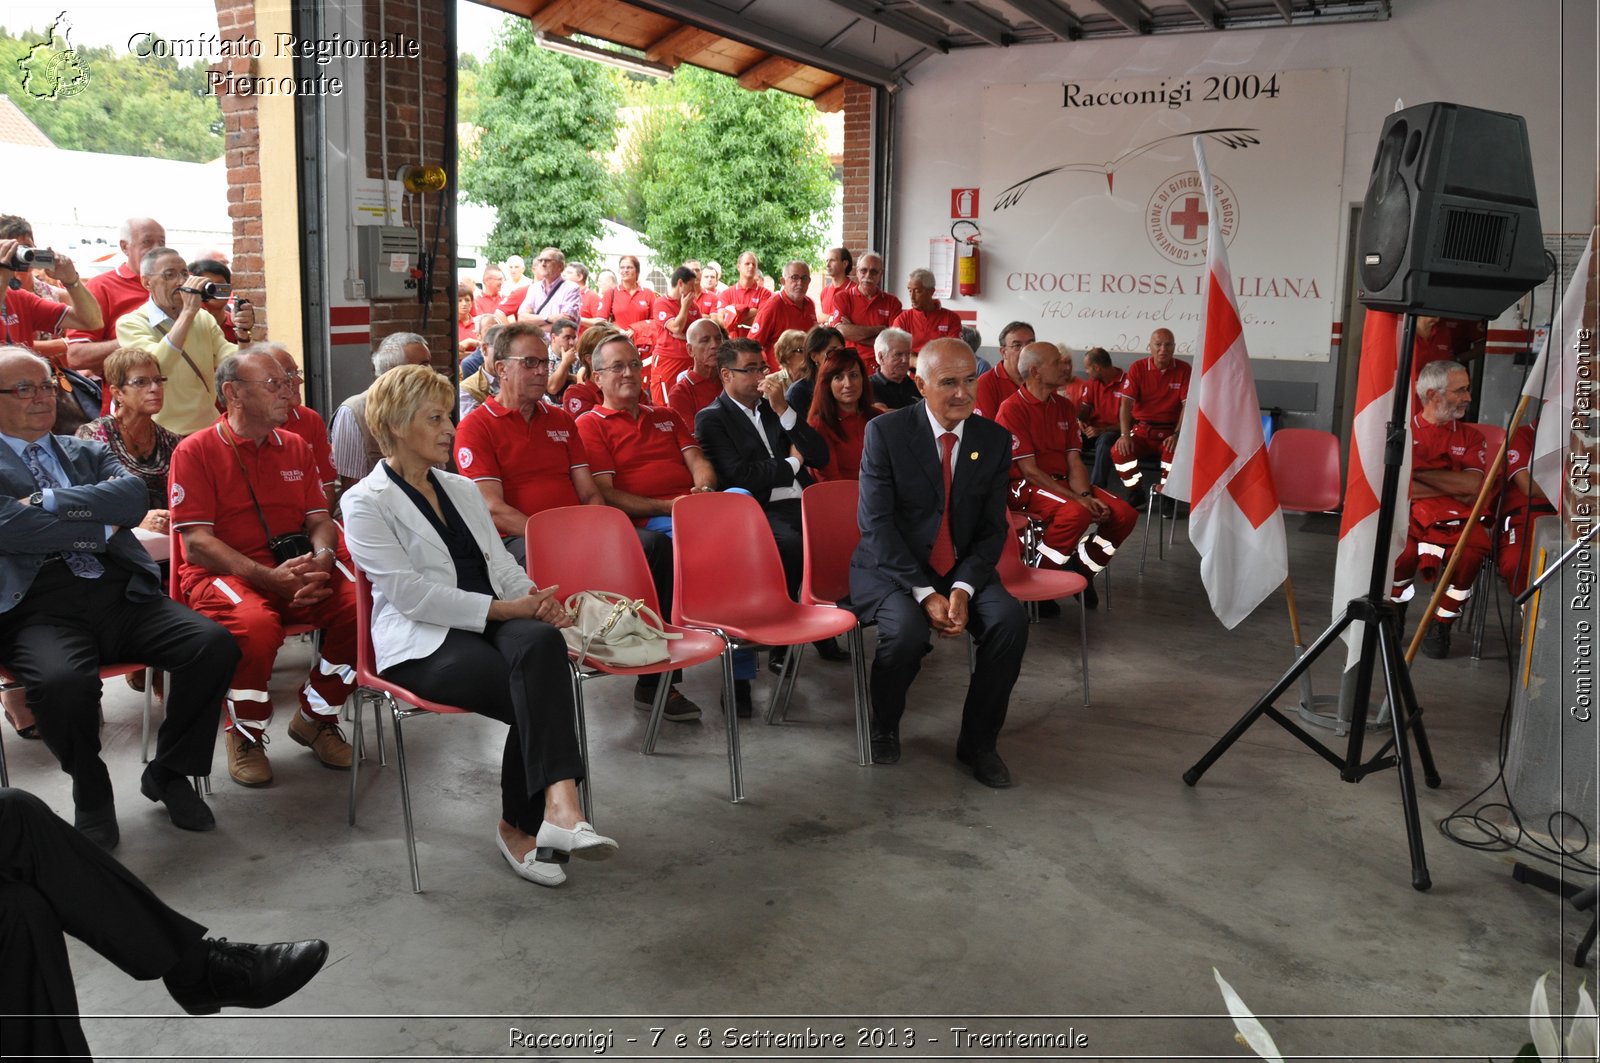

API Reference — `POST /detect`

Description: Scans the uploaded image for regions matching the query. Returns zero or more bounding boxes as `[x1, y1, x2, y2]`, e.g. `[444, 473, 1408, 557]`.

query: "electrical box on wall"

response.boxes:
[356, 226, 421, 301]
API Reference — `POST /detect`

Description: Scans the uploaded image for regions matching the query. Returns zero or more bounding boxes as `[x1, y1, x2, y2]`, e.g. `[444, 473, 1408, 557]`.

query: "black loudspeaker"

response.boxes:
[1357, 102, 1550, 319]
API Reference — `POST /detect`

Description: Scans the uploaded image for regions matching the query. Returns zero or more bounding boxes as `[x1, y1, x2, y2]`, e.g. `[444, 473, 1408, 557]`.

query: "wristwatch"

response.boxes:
[28, 490, 43, 506]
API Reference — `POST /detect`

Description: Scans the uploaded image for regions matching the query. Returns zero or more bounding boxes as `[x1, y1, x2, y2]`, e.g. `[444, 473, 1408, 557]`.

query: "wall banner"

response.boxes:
[980, 69, 1348, 360]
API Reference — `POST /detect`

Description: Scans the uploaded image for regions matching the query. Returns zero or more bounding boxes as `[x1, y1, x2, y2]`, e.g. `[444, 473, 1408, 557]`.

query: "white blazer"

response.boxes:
[341, 463, 534, 674]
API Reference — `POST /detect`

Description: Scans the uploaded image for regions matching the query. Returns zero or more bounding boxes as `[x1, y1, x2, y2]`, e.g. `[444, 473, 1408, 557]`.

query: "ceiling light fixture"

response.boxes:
[535, 32, 673, 80]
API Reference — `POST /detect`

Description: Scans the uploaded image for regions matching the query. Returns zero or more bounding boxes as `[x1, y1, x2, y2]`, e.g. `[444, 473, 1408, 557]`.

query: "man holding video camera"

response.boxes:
[116, 247, 239, 436]
[0, 237, 102, 351]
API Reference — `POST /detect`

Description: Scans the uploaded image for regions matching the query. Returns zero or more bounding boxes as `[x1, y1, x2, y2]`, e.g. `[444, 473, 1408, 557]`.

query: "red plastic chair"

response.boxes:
[525, 507, 731, 804]
[798, 480, 873, 766]
[672, 491, 862, 802]
[998, 512, 1091, 706]
[346, 565, 473, 893]
[0, 662, 146, 788]
[1267, 428, 1343, 513]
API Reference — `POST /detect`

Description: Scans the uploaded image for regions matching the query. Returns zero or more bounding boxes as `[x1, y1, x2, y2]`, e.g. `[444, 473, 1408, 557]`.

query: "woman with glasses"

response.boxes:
[806, 347, 878, 482]
[75, 348, 179, 533]
[782, 325, 846, 422]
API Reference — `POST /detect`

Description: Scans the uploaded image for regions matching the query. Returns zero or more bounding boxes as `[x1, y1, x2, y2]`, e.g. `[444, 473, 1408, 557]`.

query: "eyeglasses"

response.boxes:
[0, 377, 57, 398]
[151, 268, 186, 281]
[1001, 341, 1028, 351]
[722, 365, 764, 376]
[535, 257, 558, 265]
[598, 360, 644, 375]
[501, 357, 550, 373]
[234, 376, 290, 391]
[282, 368, 304, 380]
[785, 274, 810, 284]
[121, 375, 169, 390]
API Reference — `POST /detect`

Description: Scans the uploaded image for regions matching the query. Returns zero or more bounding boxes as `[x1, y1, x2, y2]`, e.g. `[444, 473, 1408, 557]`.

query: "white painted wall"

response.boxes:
[889, 0, 1597, 432]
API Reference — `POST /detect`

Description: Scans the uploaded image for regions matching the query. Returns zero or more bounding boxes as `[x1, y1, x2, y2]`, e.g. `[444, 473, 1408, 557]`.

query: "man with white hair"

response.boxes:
[328, 332, 430, 496]
[748, 260, 818, 371]
[868, 328, 918, 411]
[829, 251, 901, 374]
[494, 255, 530, 322]
[890, 268, 963, 356]
[66, 216, 166, 376]
[667, 318, 726, 428]
[1394, 359, 1490, 659]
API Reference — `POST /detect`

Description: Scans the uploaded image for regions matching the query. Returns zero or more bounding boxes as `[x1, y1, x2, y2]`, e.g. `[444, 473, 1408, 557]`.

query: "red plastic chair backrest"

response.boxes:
[799, 480, 860, 607]
[169, 525, 182, 598]
[352, 565, 380, 685]
[1466, 422, 1506, 466]
[995, 511, 1031, 580]
[671, 491, 792, 628]
[1268, 428, 1343, 514]
[524, 505, 661, 613]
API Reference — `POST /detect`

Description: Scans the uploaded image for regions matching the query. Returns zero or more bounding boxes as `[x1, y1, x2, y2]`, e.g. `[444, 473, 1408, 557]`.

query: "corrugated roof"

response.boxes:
[0, 95, 56, 149]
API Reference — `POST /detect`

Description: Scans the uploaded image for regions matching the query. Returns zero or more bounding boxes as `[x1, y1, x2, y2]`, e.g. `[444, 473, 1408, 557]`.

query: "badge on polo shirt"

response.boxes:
[170, 483, 185, 505]
[457, 447, 474, 468]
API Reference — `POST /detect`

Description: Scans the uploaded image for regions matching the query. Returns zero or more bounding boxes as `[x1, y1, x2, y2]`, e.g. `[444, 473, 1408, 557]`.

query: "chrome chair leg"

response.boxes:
[140, 667, 154, 764]
[1078, 593, 1091, 706]
[347, 691, 364, 827]
[848, 625, 871, 766]
[0, 724, 8, 788]
[390, 701, 422, 893]
[570, 666, 592, 824]
[768, 643, 804, 724]
[641, 664, 673, 755]
[719, 641, 743, 803]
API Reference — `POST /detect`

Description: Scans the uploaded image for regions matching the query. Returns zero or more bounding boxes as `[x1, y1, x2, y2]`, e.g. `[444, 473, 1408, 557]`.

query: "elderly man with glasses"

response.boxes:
[0, 346, 236, 844]
[747, 260, 819, 373]
[515, 247, 583, 334]
[168, 349, 358, 788]
[974, 321, 1035, 419]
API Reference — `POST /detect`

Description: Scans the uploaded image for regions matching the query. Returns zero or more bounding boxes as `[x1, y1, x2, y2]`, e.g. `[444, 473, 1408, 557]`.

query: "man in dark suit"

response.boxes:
[0, 347, 237, 847]
[695, 337, 848, 670]
[850, 338, 1028, 787]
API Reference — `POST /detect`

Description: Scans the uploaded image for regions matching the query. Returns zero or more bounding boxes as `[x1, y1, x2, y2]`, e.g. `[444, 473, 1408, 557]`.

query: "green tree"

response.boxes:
[0, 26, 224, 162]
[621, 67, 835, 270]
[459, 19, 621, 266]
[456, 52, 481, 128]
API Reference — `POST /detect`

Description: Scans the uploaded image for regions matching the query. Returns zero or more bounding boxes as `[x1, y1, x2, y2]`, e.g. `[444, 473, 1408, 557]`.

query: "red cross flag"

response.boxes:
[1521, 226, 1595, 514]
[1163, 139, 1286, 629]
[1330, 310, 1413, 667]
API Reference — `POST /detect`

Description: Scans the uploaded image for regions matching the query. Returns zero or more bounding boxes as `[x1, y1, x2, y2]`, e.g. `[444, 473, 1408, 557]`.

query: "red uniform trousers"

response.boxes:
[1112, 423, 1177, 492]
[1497, 505, 1557, 595]
[185, 564, 359, 736]
[1391, 505, 1491, 625]
[1010, 481, 1138, 572]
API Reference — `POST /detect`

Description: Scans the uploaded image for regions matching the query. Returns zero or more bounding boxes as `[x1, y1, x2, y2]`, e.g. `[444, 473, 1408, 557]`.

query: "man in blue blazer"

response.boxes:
[0, 348, 237, 847]
[849, 339, 1028, 787]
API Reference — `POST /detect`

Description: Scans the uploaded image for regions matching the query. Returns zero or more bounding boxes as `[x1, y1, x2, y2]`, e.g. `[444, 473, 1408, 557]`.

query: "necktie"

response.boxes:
[929, 431, 958, 576]
[23, 443, 104, 579]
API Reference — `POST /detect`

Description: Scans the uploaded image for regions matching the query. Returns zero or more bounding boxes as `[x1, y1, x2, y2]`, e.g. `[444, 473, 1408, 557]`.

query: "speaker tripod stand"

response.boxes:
[1183, 311, 1442, 891]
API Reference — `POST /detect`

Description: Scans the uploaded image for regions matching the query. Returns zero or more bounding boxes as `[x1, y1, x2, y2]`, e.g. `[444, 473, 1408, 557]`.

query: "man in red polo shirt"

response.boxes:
[695, 262, 722, 319]
[1394, 360, 1490, 660]
[974, 321, 1033, 418]
[66, 217, 165, 376]
[748, 260, 817, 372]
[0, 240, 101, 351]
[890, 268, 963, 358]
[819, 246, 854, 318]
[453, 322, 600, 566]
[578, 333, 715, 721]
[829, 251, 900, 374]
[1113, 327, 1191, 510]
[666, 318, 724, 428]
[996, 342, 1136, 609]
[1078, 347, 1126, 488]
[169, 349, 357, 788]
[718, 250, 770, 340]
[262, 341, 335, 507]
[648, 266, 701, 405]
[474, 264, 505, 319]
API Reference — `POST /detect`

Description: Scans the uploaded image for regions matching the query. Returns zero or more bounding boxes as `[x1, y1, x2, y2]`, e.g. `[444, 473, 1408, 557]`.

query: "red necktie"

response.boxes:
[929, 431, 958, 575]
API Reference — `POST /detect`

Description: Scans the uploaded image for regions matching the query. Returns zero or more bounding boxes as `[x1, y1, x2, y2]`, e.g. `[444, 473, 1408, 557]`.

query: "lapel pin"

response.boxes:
[969, 451, 979, 460]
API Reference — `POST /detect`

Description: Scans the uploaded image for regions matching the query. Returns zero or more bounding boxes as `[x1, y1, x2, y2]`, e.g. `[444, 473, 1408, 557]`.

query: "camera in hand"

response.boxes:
[178, 280, 232, 301]
[268, 533, 315, 565]
[7, 247, 53, 269]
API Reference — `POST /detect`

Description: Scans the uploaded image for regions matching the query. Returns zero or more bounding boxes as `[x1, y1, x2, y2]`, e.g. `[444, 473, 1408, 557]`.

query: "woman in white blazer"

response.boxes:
[341, 364, 616, 888]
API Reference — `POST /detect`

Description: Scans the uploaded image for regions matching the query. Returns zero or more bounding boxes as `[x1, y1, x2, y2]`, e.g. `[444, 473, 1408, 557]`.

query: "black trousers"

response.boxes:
[868, 580, 1028, 753]
[764, 498, 804, 601]
[381, 620, 585, 835]
[0, 787, 207, 1061]
[1088, 431, 1120, 489]
[0, 561, 238, 810]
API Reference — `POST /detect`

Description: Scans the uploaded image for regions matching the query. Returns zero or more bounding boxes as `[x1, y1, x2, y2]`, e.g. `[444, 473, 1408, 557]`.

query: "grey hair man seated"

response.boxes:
[328, 332, 430, 499]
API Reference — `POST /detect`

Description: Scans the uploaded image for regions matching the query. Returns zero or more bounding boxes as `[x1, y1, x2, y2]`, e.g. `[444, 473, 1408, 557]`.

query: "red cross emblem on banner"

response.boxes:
[1170, 196, 1209, 240]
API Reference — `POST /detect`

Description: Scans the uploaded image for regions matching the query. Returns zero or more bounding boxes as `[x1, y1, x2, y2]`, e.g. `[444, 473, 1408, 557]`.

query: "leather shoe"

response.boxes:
[288, 713, 353, 769]
[870, 729, 900, 765]
[74, 800, 119, 851]
[164, 937, 329, 1016]
[1421, 622, 1452, 660]
[225, 730, 273, 787]
[535, 820, 618, 861]
[1037, 598, 1063, 618]
[813, 637, 850, 662]
[956, 745, 1013, 788]
[633, 681, 701, 721]
[141, 767, 215, 832]
[495, 829, 567, 887]
[767, 646, 789, 675]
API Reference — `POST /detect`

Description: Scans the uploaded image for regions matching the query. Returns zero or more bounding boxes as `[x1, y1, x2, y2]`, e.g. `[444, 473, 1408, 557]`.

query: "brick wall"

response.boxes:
[213, 0, 264, 325]
[840, 81, 873, 254]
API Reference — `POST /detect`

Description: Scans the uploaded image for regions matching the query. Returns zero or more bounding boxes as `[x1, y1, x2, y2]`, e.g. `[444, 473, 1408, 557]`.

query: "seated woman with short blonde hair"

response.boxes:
[341, 364, 616, 888]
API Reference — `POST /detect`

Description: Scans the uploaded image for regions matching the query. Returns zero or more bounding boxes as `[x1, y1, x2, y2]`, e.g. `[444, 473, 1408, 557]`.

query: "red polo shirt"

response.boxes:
[496, 282, 531, 318]
[1411, 412, 1487, 475]
[1116, 356, 1191, 425]
[996, 388, 1081, 484]
[829, 286, 901, 373]
[473, 291, 502, 318]
[890, 302, 963, 354]
[169, 419, 328, 597]
[717, 282, 771, 339]
[1082, 369, 1126, 428]
[560, 379, 603, 419]
[454, 397, 588, 517]
[1, 286, 69, 347]
[576, 403, 696, 523]
[579, 288, 602, 321]
[602, 285, 656, 332]
[748, 294, 817, 371]
[281, 404, 335, 486]
[975, 364, 1024, 420]
[694, 289, 720, 320]
[650, 295, 700, 389]
[1502, 423, 1546, 514]
[1063, 378, 1090, 409]
[819, 281, 855, 319]
[67, 261, 146, 345]
[667, 368, 723, 429]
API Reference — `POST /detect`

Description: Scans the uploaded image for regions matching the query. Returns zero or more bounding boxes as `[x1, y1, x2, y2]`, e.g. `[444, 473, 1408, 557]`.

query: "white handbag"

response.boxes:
[561, 591, 680, 667]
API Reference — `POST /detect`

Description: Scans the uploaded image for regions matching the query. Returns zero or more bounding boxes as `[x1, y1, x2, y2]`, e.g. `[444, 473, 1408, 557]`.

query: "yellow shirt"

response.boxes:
[115, 299, 239, 436]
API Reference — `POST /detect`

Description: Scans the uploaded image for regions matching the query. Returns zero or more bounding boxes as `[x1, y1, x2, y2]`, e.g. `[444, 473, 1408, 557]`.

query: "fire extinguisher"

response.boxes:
[952, 220, 981, 297]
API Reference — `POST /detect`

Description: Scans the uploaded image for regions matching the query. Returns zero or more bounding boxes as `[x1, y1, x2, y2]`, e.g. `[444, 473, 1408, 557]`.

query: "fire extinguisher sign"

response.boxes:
[951, 188, 980, 219]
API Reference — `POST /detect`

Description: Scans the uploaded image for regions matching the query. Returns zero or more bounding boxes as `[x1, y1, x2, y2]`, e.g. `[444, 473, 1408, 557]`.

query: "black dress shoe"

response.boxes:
[721, 679, 754, 718]
[812, 637, 850, 662]
[956, 746, 1013, 788]
[141, 767, 216, 832]
[767, 647, 788, 675]
[165, 937, 330, 1016]
[870, 730, 900, 765]
[1421, 622, 1452, 660]
[1080, 577, 1099, 609]
[1037, 599, 1062, 619]
[74, 801, 119, 851]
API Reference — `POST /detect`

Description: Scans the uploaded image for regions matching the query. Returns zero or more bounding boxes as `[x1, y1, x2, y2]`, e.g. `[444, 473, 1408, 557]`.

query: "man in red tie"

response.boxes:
[848, 338, 1027, 787]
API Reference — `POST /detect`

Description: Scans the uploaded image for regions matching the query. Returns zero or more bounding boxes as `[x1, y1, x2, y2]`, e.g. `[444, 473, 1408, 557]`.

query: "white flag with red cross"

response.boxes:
[1164, 139, 1287, 629]
[1521, 226, 1595, 513]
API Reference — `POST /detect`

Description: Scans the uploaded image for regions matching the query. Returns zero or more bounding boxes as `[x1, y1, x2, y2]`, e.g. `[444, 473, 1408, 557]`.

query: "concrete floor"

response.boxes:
[9, 512, 1595, 1061]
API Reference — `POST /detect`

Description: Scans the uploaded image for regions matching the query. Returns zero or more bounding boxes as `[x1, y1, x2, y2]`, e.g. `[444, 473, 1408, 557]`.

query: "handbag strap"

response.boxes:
[153, 318, 215, 395]
[217, 422, 277, 546]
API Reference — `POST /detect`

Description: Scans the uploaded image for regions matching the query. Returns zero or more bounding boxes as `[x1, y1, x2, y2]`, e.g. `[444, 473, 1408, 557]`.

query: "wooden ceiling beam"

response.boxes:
[737, 54, 804, 91]
[527, 0, 594, 36]
[642, 23, 722, 63]
[812, 79, 849, 113]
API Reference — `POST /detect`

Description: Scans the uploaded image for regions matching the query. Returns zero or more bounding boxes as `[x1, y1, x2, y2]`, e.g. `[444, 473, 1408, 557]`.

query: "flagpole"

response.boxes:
[1283, 576, 1305, 646]
[1403, 393, 1532, 664]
